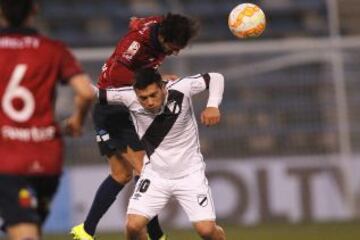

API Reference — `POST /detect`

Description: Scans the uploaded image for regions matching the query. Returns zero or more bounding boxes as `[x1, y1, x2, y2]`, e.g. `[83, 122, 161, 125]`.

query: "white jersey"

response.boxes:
[104, 73, 224, 179]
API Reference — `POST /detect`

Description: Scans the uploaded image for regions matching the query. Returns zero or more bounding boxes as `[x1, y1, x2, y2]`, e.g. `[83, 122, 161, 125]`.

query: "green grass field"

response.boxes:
[44, 221, 360, 240]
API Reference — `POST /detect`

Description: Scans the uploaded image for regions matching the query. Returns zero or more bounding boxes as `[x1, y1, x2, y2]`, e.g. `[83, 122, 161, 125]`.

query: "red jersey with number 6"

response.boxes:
[97, 16, 166, 89]
[0, 28, 83, 175]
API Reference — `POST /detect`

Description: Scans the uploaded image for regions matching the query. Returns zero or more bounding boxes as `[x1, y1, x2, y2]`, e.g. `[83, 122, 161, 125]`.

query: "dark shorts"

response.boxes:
[0, 174, 60, 231]
[93, 103, 143, 156]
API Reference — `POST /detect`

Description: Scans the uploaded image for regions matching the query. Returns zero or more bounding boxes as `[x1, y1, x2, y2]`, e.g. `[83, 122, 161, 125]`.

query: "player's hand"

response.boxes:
[62, 115, 83, 137]
[201, 107, 221, 127]
[162, 74, 179, 81]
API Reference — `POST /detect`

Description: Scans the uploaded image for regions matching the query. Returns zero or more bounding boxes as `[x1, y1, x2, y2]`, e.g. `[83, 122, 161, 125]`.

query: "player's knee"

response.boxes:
[195, 222, 217, 239]
[125, 219, 143, 235]
[110, 170, 133, 184]
[9, 234, 39, 240]
[7, 223, 40, 240]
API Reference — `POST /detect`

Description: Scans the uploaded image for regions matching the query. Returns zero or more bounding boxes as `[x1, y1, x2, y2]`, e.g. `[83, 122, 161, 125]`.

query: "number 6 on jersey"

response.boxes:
[1, 64, 35, 122]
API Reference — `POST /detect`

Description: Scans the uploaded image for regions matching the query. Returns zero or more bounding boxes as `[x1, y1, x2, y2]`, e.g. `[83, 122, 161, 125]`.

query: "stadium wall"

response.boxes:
[43, 156, 360, 233]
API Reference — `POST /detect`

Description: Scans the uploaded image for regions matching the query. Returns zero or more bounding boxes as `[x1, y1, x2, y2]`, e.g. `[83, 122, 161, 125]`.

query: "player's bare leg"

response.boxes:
[193, 221, 226, 240]
[121, 147, 166, 240]
[112, 150, 147, 240]
[7, 223, 40, 240]
[120, 146, 145, 175]
[109, 151, 135, 183]
[125, 214, 149, 240]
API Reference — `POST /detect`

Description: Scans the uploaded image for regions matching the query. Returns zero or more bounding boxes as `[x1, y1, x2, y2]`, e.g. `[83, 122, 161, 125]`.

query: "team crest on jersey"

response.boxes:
[197, 194, 208, 207]
[123, 41, 140, 60]
[167, 100, 181, 114]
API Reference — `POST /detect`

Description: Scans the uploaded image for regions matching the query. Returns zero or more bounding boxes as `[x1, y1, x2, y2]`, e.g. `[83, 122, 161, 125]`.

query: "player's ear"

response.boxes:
[160, 83, 167, 96]
[159, 81, 166, 90]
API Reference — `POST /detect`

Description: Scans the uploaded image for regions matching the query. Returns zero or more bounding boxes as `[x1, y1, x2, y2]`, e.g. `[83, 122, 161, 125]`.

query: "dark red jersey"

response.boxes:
[97, 16, 167, 89]
[0, 28, 83, 175]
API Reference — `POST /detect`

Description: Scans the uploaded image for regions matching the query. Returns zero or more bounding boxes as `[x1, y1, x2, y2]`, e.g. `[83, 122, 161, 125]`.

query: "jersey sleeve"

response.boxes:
[99, 87, 135, 107]
[58, 43, 83, 84]
[169, 74, 208, 96]
[170, 73, 224, 107]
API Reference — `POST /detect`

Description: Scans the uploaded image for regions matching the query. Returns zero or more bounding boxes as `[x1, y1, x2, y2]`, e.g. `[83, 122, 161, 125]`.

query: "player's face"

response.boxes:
[162, 42, 183, 56]
[158, 36, 183, 56]
[135, 83, 166, 114]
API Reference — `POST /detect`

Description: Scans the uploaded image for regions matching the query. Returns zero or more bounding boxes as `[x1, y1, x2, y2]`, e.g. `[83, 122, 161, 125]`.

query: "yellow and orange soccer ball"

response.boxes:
[228, 3, 266, 39]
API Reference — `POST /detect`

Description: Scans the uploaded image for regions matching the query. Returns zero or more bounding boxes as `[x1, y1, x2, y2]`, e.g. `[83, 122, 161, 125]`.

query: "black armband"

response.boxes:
[99, 89, 108, 105]
[202, 73, 210, 89]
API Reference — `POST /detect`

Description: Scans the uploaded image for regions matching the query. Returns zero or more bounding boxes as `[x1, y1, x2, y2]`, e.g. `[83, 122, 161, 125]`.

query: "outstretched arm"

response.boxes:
[200, 73, 224, 127]
[171, 72, 224, 126]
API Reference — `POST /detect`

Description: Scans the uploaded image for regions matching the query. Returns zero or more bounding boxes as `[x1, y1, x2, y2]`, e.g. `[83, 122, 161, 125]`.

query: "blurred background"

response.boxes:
[27, 0, 360, 239]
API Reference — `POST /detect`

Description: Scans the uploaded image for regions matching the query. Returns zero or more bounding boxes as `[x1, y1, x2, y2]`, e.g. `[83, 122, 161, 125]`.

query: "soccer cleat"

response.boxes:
[159, 234, 168, 240]
[147, 234, 168, 240]
[70, 223, 95, 240]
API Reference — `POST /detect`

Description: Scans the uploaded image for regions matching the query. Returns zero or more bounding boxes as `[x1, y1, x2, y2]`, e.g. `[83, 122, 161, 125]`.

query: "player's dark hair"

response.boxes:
[134, 68, 163, 90]
[0, 0, 34, 27]
[159, 13, 199, 47]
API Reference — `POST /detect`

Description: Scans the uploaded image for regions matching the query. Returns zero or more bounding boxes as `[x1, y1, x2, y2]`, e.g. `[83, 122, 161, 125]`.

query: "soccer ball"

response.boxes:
[228, 3, 266, 39]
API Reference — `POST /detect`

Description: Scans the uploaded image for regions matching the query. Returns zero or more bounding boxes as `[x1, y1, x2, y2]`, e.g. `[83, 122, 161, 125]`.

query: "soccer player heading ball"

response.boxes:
[71, 12, 199, 240]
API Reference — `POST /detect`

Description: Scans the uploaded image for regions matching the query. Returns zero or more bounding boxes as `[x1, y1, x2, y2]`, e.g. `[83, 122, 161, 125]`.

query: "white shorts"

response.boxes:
[127, 168, 216, 222]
